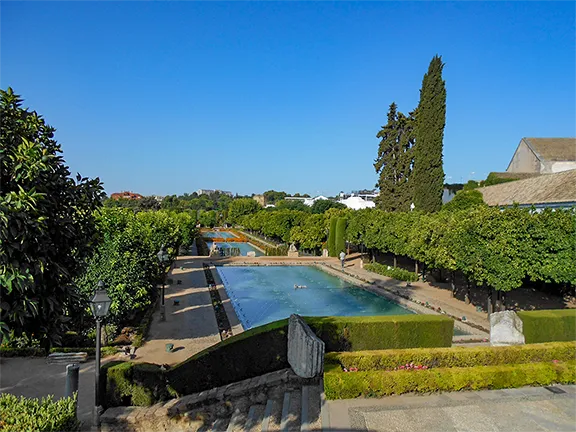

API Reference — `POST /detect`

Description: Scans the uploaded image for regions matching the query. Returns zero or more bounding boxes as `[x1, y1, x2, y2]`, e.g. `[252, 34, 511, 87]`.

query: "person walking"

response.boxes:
[339, 250, 346, 270]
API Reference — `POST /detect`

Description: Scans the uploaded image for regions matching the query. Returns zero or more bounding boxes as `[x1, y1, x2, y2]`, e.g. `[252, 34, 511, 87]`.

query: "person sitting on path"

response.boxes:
[339, 250, 346, 269]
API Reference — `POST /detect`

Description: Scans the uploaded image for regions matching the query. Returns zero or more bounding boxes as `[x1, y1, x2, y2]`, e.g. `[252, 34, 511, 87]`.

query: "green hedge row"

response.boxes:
[327, 217, 338, 257]
[306, 315, 453, 352]
[0, 346, 46, 357]
[0, 393, 79, 432]
[324, 361, 576, 399]
[265, 244, 289, 256]
[364, 262, 419, 282]
[325, 342, 576, 370]
[518, 310, 576, 343]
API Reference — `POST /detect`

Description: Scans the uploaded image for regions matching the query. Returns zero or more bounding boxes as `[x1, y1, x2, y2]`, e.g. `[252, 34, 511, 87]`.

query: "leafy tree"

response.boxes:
[462, 180, 479, 191]
[263, 190, 287, 204]
[374, 103, 415, 212]
[161, 195, 181, 210]
[310, 199, 345, 214]
[139, 196, 161, 210]
[412, 55, 446, 212]
[275, 200, 309, 212]
[442, 190, 485, 212]
[0, 88, 104, 346]
[289, 214, 326, 252]
[198, 210, 217, 227]
[228, 198, 261, 223]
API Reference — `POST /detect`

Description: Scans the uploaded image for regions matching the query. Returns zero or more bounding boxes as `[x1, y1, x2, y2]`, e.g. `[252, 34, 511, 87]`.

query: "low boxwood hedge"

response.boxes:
[0, 346, 46, 357]
[166, 319, 290, 396]
[0, 393, 79, 432]
[324, 361, 576, 399]
[305, 315, 453, 351]
[325, 342, 576, 370]
[364, 262, 418, 282]
[517, 310, 576, 343]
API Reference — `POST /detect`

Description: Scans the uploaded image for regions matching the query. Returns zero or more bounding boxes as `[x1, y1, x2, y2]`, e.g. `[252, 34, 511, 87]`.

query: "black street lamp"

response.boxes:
[90, 280, 111, 427]
[157, 245, 169, 322]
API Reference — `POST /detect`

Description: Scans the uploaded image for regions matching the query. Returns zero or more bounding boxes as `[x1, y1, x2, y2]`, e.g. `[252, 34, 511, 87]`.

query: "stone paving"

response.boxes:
[326, 385, 576, 432]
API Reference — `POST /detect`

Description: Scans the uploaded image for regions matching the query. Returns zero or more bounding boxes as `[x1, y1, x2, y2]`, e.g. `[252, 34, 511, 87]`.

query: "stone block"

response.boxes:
[490, 310, 525, 346]
[101, 407, 126, 424]
[287, 314, 325, 378]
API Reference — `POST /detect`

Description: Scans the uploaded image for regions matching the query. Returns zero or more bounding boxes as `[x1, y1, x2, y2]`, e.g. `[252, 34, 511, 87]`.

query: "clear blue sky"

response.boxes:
[2, 2, 574, 197]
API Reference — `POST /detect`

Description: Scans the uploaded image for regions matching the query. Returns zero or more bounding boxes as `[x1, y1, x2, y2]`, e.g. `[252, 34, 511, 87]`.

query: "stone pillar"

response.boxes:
[287, 314, 325, 378]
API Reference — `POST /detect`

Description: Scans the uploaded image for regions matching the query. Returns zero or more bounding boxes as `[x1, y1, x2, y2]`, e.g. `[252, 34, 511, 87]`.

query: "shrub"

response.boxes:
[0, 393, 79, 431]
[103, 361, 171, 407]
[327, 217, 338, 257]
[195, 236, 210, 256]
[442, 190, 485, 212]
[364, 262, 419, 282]
[325, 342, 576, 371]
[48, 346, 118, 357]
[517, 310, 576, 343]
[265, 244, 289, 256]
[324, 361, 576, 399]
[335, 218, 347, 256]
[305, 315, 453, 352]
[167, 319, 289, 396]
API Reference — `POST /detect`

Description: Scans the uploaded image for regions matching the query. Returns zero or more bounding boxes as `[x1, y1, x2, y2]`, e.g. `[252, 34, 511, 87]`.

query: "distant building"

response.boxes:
[110, 191, 143, 200]
[506, 138, 576, 174]
[476, 169, 576, 211]
[304, 195, 329, 206]
[253, 194, 266, 206]
[285, 196, 307, 202]
[196, 189, 233, 197]
[339, 196, 376, 210]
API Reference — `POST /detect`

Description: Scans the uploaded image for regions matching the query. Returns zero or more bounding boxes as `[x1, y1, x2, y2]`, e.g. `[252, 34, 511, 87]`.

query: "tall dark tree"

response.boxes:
[412, 55, 446, 212]
[374, 103, 415, 212]
[0, 88, 104, 346]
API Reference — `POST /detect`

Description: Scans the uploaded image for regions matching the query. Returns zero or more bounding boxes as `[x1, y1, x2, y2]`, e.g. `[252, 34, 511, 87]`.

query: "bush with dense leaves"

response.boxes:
[364, 262, 418, 282]
[0, 393, 79, 432]
[517, 310, 576, 343]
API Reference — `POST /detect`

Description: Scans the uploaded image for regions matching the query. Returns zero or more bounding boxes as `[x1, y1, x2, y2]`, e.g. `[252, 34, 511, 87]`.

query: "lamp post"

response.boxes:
[157, 245, 169, 322]
[90, 280, 111, 427]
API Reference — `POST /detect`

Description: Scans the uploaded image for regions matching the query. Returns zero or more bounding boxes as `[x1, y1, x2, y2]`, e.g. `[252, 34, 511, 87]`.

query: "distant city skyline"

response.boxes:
[2, 2, 574, 197]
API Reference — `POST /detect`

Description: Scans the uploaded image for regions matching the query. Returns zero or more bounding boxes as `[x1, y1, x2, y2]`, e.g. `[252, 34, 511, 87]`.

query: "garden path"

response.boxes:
[130, 256, 222, 365]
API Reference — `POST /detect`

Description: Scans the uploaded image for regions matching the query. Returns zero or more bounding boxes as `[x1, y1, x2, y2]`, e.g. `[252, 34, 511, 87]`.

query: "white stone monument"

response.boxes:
[490, 311, 525, 346]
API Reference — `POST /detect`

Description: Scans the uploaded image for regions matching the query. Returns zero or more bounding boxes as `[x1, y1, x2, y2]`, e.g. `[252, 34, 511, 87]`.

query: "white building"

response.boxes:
[506, 138, 576, 174]
[338, 196, 376, 210]
[303, 195, 329, 206]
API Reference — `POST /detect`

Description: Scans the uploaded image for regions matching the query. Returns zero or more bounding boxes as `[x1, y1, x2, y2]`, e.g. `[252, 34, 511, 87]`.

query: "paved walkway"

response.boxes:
[131, 256, 222, 365]
[326, 385, 576, 431]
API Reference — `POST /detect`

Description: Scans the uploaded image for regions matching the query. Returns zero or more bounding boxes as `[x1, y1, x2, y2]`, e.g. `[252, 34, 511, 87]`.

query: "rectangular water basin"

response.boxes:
[216, 265, 414, 329]
[207, 241, 264, 257]
[203, 231, 238, 239]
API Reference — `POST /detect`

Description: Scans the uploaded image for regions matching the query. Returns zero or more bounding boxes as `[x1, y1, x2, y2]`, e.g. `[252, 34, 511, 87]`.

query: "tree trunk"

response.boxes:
[495, 290, 503, 311]
[450, 271, 456, 298]
[465, 279, 471, 304]
[486, 286, 493, 316]
[371, 249, 375, 263]
[415, 260, 419, 278]
[393, 254, 397, 268]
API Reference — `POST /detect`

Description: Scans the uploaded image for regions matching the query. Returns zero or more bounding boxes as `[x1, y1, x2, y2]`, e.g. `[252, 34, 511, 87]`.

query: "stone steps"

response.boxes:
[46, 352, 88, 364]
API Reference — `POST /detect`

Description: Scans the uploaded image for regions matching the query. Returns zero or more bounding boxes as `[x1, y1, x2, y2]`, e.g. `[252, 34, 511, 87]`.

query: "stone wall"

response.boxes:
[287, 314, 325, 378]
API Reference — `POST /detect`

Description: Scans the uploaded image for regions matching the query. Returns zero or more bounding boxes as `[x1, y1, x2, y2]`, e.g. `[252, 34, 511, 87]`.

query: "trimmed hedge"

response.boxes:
[0, 346, 46, 357]
[324, 361, 576, 399]
[364, 262, 419, 282]
[517, 310, 576, 343]
[335, 218, 347, 256]
[325, 342, 576, 370]
[327, 217, 337, 257]
[103, 361, 174, 407]
[0, 393, 79, 432]
[166, 319, 290, 396]
[48, 346, 118, 357]
[305, 315, 453, 351]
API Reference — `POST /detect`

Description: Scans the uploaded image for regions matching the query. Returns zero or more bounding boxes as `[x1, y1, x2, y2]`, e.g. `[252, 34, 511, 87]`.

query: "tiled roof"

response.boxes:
[477, 169, 576, 206]
[524, 138, 576, 162]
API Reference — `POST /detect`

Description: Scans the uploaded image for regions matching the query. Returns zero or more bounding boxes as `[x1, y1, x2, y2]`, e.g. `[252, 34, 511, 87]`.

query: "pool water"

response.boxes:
[203, 231, 238, 239]
[207, 242, 264, 257]
[216, 266, 413, 329]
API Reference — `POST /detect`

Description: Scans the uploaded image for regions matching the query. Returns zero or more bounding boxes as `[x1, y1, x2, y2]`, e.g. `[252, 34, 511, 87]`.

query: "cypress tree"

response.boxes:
[327, 217, 338, 257]
[374, 103, 415, 212]
[412, 55, 446, 212]
[335, 217, 347, 255]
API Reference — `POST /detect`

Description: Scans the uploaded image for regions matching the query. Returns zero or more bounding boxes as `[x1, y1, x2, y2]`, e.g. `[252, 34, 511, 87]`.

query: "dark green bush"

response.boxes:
[103, 361, 172, 407]
[364, 262, 419, 282]
[324, 360, 576, 399]
[305, 315, 453, 351]
[517, 310, 576, 343]
[195, 236, 210, 256]
[335, 218, 347, 256]
[167, 319, 290, 396]
[325, 342, 576, 370]
[265, 244, 289, 256]
[0, 346, 46, 357]
[327, 217, 338, 257]
[0, 393, 79, 431]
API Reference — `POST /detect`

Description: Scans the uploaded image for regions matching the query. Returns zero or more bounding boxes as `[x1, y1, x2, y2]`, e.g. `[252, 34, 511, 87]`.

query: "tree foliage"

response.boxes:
[227, 198, 261, 223]
[412, 55, 446, 212]
[442, 190, 486, 212]
[0, 88, 105, 346]
[374, 103, 415, 212]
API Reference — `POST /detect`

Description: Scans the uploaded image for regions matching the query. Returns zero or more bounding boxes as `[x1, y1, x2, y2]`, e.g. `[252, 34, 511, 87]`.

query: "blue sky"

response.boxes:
[2, 2, 574, 197]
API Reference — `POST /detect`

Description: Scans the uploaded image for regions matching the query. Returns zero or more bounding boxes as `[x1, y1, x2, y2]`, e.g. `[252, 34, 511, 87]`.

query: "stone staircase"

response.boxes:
[101, 369, 326, 432]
